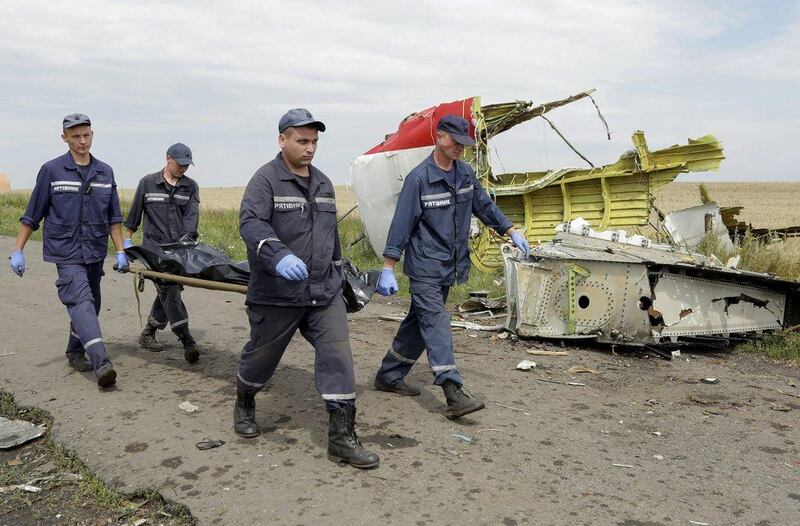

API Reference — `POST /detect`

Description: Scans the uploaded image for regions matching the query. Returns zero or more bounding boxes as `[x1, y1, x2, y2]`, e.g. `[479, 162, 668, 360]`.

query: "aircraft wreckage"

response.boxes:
[350, 92, 800, 350]
[501, 222, 800, 350]
[350, 90, 725, 272]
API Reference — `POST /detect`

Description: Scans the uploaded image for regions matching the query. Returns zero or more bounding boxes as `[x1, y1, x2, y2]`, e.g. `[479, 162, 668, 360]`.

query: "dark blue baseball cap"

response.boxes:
[278, 108, 326, 133]
[166, 143, 194, 165]
[63, 113, 91, 130]
[436, 115, 475, 146]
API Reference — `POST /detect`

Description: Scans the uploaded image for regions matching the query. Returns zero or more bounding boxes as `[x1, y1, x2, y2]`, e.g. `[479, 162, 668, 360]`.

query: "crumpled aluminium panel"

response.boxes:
[0, 416, 45, 449]
[503, 233, 800, 346]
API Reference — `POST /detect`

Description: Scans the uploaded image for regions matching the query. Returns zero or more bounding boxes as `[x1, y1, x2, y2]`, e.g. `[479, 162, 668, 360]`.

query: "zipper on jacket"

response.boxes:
[451, 184, 458, 283]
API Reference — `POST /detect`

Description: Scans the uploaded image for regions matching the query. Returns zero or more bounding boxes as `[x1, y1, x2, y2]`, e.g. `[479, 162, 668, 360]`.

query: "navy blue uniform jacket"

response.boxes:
[239, 153, 342, 307]
[383, 154, 513, 285]
[21, 152, 123, 264]
[124, 170, 200, 244]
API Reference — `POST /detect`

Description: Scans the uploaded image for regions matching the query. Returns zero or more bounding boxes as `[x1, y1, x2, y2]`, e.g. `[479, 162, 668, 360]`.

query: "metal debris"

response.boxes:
[196, 439, 225, 450]
[663, 203, 735, 252]
[178, 401, 199, 413]
[502, 226, 800, 348]
[527, 349, 568, 356]
[351, 91, 725, 273]
[0, 417, 46, 450]
[516, 360, 538, 371]
[379, 315, 503, 332]
[451, 432, 474, 444]
[567, 366, 598, 374]
[458, 296, 506, 314]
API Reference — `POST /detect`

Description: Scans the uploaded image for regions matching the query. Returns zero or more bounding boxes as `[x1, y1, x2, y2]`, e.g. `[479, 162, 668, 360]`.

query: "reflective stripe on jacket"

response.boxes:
[239, 153, 342, 306]
[383, 154, 512, 285]
[124, 170, 200, 244]
[20, 152, 123, 264]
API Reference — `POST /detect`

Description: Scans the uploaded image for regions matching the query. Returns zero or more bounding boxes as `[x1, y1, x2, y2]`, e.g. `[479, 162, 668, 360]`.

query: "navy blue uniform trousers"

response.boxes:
[237, 296, 356, 412]
[148, 283, 189, 333]
[57, 262, 111, 371]
[376, 279, 463, 386]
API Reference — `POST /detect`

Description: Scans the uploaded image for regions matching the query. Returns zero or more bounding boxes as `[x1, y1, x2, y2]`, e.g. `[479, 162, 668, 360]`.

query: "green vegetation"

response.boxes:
[696, 230, 800, 280]
[0, 391, 193, 524]
[737, 332, 800, 363]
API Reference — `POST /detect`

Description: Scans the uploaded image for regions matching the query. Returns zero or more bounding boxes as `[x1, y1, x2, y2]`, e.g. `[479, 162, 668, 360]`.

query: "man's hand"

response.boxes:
[9, 250, 24, 277]
[276, 254, 308, 281]
[510, 231, 530, 258]
[114, 251, 129, 272]
[376, 268, 399, 296]
[123, 238, 133, 249]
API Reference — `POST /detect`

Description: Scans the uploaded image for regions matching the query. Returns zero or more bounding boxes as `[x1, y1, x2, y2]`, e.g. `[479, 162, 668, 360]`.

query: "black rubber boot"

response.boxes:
[176, 328, 199, 363]
[374, 375, 421, 396]
[137, 322, 164, 352]
[441, 380, 485, 420]
[327, 406, 380, 469]
[96, 362, 117, 389]
[67, 354, 93, 372]
[234, 381, 260, 438]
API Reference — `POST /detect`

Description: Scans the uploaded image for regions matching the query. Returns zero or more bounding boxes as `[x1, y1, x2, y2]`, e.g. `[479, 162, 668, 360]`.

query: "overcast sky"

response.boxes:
[1, 0, 797, 189]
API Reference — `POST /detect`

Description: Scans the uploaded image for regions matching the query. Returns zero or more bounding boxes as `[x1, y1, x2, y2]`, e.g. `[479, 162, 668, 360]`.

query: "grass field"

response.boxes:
[5, 181, 800, 291]
[655, 181, 800, 229]
[2, 181, 799, 360]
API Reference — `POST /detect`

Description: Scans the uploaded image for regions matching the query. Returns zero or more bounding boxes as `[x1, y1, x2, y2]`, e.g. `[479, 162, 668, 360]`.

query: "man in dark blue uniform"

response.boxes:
[373, 115, 530, 419]
[9, 113, 129, 388]
[234, 108, 379, 469]
[123, 143, 201, 363]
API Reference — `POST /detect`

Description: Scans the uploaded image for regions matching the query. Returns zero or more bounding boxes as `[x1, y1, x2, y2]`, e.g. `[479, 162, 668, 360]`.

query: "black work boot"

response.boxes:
[96, 362, 117, 389]
[441, 380, 485, 420]
[176, 328, 199, 363]
[234, 381, 260, 438]
[137, 322, 164, 352]
[327, 406, 380, 469]
[374, 375, 421, 396]
[67, 354, 93, 372]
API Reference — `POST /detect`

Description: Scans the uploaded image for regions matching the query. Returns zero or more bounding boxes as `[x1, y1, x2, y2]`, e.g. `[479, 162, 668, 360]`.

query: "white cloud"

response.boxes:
[0, 0, 797, 188]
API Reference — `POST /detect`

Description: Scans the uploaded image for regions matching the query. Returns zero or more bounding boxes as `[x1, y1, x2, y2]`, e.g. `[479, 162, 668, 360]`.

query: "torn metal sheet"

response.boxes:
[663, 203, 734, 252]
[0, 416, 46, 449]
[458, 297, 506, 313]
[502, 231, 800, 346]
[350, 91, 724, 271]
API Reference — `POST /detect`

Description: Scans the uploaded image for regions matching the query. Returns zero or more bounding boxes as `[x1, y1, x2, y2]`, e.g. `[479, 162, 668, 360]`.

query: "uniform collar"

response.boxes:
[425, 153, 465, 186]
[61, 152, 102, 173]
[275, 152, 324, 193]
[158, 169, 189, 188]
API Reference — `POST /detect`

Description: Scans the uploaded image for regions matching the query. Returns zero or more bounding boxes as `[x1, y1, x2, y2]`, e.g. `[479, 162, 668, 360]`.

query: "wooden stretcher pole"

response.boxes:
[126, 265, 248, 294]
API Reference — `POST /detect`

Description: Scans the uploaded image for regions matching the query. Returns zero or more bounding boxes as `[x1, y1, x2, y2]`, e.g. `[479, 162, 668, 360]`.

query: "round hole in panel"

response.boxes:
[578, 295, 590, 309]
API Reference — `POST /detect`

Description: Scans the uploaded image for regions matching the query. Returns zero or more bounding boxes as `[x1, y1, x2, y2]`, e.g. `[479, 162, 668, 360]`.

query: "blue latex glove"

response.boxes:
[275, 254, 308, 281]
[123, 238, 133, 249]
[114, 251, 129, 272]
[510, 231, 530, 258]
[10, 250, 25, 277]
[376, 268, 398, 296]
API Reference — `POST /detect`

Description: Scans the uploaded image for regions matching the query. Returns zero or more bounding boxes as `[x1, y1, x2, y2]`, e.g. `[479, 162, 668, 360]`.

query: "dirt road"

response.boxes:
[1, 235, 798, 525]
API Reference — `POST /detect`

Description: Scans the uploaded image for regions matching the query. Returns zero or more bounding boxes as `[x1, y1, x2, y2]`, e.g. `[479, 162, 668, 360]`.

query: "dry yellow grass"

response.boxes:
[135, 182, 800, 230]
[655, 182, 800, 229]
